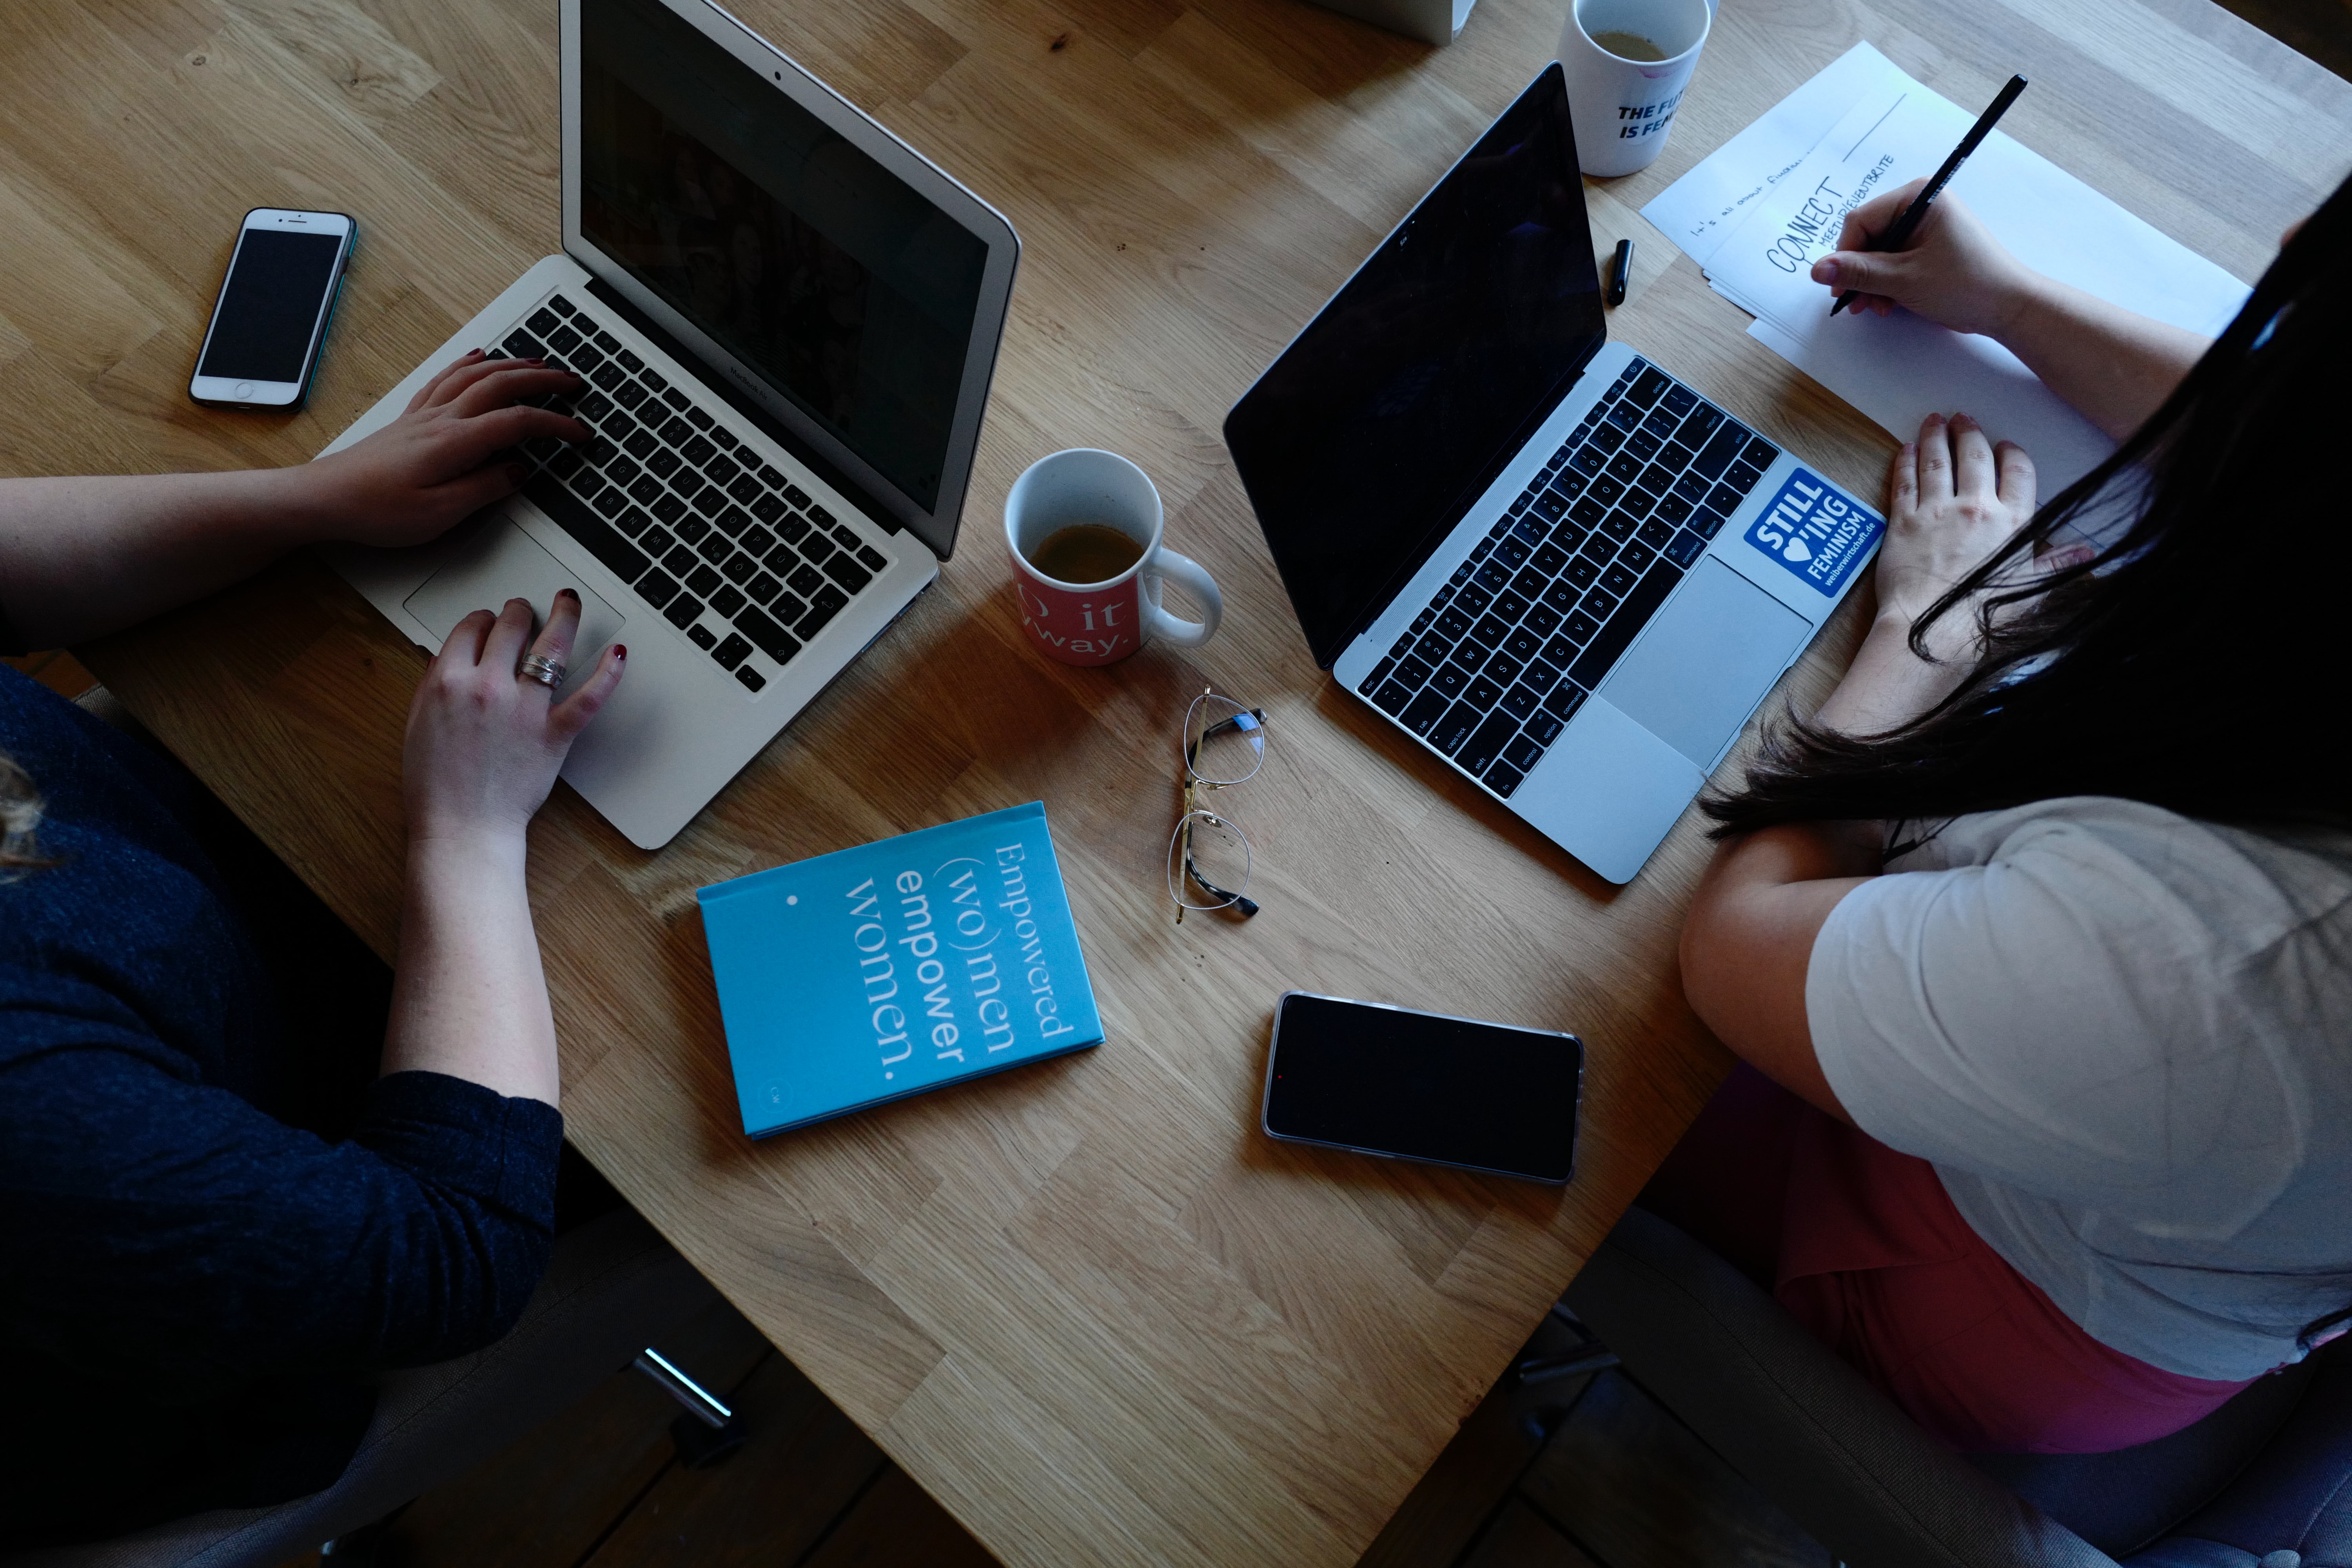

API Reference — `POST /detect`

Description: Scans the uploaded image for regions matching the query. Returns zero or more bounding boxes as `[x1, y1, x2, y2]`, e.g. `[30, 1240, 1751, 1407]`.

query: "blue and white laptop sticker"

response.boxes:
[1745, 468, 1884, 597]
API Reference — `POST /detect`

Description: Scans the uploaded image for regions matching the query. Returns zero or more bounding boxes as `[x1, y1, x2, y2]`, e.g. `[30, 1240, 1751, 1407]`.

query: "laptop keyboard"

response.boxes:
[483, 292, 890, 695]
[1356, 358, 1778, 799]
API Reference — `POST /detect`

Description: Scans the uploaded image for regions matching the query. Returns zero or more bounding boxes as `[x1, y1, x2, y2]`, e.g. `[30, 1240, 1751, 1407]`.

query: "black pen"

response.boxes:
[1606, 239, 1634, 308]
[1831, 74, 2028, 317]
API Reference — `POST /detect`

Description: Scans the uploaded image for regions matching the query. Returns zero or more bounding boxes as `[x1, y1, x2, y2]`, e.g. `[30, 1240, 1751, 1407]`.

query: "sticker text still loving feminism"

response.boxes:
[1743, 468, 1884, 597]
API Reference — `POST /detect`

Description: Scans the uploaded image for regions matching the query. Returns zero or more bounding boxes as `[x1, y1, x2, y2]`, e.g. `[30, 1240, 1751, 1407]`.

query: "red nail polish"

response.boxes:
[558, 587, 579, 601]
[613, 644, 627, 660]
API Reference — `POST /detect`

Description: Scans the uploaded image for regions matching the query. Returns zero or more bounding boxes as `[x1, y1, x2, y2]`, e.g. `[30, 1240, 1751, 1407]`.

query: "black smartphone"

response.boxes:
[1260, 991, 1582, 1183]
[188, 207, 356, 410]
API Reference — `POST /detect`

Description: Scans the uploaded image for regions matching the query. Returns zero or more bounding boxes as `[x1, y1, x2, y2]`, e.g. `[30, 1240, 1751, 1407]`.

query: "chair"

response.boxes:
[1563, 1205, 2352, 1568]
[7, 1207, 731, 1568]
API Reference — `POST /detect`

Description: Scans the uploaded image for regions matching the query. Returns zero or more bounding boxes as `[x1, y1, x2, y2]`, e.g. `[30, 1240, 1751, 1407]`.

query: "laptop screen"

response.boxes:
[1223, 66, 1604, 668]
[578, 0, 990, 514]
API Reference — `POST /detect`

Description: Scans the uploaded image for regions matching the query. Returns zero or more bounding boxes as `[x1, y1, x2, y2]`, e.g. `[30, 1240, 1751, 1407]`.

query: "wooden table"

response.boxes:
[7, 0, 2345, 1561]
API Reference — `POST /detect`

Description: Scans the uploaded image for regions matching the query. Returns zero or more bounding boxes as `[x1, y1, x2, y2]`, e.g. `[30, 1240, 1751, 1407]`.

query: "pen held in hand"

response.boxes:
[1830, 74, 2028, 318]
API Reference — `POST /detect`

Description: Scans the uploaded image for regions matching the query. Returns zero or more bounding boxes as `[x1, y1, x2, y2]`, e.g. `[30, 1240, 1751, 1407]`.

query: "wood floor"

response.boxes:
[5, 650, 96, 703]
[1361, 1302, 1831, 1568]
[264, 1288, 998, 1568]
[260, 1281, 1826, 1568]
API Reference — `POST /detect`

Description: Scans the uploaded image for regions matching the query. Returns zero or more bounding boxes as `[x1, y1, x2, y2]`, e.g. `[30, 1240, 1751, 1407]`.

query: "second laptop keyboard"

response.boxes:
[485, 292, 890, 695]
[1356, 357, 1778, 799]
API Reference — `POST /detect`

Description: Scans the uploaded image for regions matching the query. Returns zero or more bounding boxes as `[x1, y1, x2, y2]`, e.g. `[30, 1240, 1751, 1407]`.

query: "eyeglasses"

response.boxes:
[1167, 688, 1265, 923]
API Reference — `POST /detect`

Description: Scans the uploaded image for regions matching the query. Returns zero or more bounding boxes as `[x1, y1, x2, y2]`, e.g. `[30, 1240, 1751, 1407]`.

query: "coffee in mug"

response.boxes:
[1027, 523, 1145, 585]
[1588, 29, 1667, 61]
[1005, 449, 1223, 668]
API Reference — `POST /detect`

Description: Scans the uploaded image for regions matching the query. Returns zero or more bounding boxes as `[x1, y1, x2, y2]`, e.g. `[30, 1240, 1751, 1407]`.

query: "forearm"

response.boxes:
[1811, 610, 1975, 737]
[0, 468, 332, 646]
[1993, 273, 2210, 442]
[385, 831, 561, 1106]
[1674, 606, 1927, 1112]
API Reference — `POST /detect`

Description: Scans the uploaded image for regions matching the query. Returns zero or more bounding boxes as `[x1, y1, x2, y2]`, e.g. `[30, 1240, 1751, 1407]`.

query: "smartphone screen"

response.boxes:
[1262, 992, 1581, 1182]
[197, 227, 346, 384]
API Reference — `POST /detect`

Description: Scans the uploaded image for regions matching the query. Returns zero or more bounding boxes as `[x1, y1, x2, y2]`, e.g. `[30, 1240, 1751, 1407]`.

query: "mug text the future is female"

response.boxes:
[1557, 0, 1713, 177]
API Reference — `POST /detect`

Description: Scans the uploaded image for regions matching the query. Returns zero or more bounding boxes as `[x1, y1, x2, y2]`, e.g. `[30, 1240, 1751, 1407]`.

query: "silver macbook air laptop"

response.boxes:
[1224, 64, 1887, 885]
[323, 0, 1018, 849]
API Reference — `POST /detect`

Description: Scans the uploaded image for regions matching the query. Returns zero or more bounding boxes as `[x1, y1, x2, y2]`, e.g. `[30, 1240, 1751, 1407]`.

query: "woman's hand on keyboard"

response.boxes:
[1809, 183, 2034, 338]
[304, 350, 588, 546]
[403, 589, 624, 844]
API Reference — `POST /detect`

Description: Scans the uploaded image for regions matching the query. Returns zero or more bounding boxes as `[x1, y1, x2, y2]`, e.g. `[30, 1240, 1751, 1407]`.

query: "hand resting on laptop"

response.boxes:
[0, 348, 586, 649]
[312, 348, 591, 547]
[0, 336, 622, 1108]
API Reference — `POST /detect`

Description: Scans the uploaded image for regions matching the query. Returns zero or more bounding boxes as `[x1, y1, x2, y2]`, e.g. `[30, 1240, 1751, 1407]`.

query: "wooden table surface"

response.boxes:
[7, 0, 2345, 1561]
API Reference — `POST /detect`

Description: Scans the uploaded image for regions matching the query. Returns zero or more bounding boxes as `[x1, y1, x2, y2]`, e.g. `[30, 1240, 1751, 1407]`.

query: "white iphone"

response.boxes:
[188, 207, 357, 410]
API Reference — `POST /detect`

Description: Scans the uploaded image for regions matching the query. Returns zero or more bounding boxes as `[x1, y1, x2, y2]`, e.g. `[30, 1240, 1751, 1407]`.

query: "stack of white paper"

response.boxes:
[1641, 44, 2252, 494]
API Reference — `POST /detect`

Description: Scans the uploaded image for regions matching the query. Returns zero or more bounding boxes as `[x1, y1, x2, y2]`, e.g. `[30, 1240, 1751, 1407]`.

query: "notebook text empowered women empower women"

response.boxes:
[699, 801, 1103, 1136]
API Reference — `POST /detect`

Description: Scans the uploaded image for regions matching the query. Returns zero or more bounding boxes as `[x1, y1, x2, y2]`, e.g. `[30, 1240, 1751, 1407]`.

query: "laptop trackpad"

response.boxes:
[1600, 558, 1809, 767]
[403, 514, 627, 688]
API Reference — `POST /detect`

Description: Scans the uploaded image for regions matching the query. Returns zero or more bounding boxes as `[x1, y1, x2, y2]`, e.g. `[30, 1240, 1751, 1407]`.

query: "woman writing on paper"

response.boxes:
[1653, 173, 2351, 1454]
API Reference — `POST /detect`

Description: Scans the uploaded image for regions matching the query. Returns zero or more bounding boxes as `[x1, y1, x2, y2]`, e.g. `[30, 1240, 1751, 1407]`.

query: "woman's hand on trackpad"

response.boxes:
[402, 589, 625, 846]
[387, 587, 622, 1108]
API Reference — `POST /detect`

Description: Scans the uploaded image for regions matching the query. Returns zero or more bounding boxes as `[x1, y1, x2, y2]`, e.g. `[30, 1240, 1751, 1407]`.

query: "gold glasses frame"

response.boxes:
[1168, 688, 1265, 924]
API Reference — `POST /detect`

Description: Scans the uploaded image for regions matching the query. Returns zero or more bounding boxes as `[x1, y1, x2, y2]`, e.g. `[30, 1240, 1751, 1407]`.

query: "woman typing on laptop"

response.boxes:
[0, 352, 622, 1542]
[1653, 174, 2351, 1453]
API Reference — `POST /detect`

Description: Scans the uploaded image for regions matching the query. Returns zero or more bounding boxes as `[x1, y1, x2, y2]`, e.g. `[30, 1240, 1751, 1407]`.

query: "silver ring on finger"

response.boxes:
[517, 653, 566, 690]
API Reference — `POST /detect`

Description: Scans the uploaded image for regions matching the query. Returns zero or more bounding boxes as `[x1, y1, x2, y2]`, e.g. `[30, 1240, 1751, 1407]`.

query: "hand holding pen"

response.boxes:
[1825, 74, 2028, 318]
[1809, 182, 2040, 337]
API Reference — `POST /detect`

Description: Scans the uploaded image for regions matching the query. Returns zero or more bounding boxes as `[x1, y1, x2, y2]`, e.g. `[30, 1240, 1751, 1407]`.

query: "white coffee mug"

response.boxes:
[1556, 0, 1712, 178]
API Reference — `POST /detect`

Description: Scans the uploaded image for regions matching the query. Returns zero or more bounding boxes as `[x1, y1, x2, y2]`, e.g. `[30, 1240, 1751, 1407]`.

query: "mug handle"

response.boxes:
[1142, 549, 1222, 648]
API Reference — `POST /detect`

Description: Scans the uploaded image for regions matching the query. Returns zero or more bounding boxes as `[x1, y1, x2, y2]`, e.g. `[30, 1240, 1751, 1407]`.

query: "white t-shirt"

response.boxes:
[1807, 797, 2352, 1381]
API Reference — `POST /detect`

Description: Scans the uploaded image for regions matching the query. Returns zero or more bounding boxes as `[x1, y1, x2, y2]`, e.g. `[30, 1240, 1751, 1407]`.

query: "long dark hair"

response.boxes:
[1706, 174, 2352, 838]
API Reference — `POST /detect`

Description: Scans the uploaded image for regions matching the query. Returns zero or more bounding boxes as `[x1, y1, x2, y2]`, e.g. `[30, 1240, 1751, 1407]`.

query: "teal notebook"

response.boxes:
[697, 801, 1103, 1137]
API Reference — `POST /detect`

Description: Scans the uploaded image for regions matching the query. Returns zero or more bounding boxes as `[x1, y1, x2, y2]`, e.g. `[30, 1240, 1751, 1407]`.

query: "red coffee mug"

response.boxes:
[1005, 449, 1222, 667]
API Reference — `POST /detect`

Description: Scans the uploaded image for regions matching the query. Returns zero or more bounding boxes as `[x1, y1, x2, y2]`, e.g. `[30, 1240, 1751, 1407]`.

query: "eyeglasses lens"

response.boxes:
[1184, 694, 1265, 786]
[1167, 811, 1252, 910]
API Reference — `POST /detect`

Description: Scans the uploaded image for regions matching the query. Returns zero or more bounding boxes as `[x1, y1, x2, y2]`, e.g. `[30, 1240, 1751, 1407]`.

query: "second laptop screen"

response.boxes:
[1225, 68, 1605, 667]
[579, 0, 987, 513]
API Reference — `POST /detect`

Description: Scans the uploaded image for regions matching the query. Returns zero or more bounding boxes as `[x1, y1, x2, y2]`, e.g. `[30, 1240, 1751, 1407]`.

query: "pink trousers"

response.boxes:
[1639, 1067, 2253, 1454]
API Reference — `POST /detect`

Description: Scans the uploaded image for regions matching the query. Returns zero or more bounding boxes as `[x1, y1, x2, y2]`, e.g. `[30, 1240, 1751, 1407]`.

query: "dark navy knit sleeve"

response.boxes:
[0, 980, 561, 1399]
